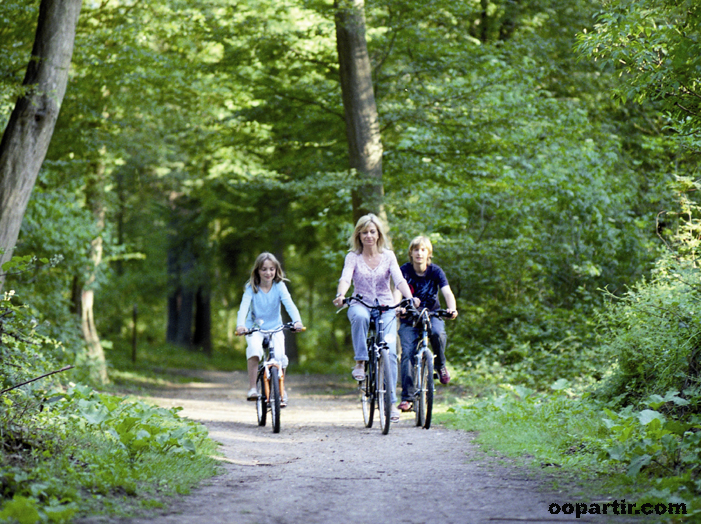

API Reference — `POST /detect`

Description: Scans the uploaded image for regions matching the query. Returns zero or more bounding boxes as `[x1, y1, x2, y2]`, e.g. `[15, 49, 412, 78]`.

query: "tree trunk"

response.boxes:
[0, 0, 82, 288]
[193, 286, 212, 355]
[334, 0, 385, 223]
[81, 162, 108, 384]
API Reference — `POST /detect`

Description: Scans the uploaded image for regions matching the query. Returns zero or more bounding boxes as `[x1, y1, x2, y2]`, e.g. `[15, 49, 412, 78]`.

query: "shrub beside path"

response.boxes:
[79, 370, 633, 524]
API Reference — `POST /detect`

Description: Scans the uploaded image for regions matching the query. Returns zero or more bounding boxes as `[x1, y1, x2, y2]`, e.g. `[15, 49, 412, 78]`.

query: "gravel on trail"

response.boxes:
[78, 370, 640, 524]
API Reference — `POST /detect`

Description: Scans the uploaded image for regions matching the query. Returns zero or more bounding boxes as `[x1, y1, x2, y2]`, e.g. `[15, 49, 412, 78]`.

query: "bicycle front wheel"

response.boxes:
[269, 366, 281, 433]
[256, 370, 267, 427]
[377, 347, 392, 435]
[418, 350, 434, 430]
[361, 360, 374, 428]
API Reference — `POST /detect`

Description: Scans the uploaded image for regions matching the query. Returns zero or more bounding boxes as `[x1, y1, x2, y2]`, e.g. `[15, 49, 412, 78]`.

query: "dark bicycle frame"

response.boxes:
[405, 307, 452, 429]
[342, 295, 411, 435]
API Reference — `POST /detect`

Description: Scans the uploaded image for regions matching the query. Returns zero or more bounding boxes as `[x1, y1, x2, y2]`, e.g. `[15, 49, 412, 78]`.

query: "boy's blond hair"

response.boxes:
[407, 235, 433, 264]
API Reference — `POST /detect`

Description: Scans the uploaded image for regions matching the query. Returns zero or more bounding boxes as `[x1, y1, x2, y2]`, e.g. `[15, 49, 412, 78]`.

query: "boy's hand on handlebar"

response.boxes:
[446, 309, 458, 319]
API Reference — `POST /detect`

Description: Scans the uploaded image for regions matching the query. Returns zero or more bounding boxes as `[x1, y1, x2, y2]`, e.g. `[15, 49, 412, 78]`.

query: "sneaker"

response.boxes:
[351, 364, 365, 381]
[390, 406, 401, 422]
[246, 387, 258, 401]
[281, 393, 288, 408]
[439, 366, 450, 385]
[398, 400, 413, 412]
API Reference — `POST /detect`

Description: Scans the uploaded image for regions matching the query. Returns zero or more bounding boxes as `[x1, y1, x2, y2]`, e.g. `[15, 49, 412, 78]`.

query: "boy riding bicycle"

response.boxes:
[394, 236, 458, 412]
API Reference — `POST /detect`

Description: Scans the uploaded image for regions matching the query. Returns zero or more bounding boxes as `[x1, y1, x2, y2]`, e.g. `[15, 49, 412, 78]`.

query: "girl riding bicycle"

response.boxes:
[394, 236, 458, 412]
[236, 252, 304, 404]
[332, 214, 418, 422]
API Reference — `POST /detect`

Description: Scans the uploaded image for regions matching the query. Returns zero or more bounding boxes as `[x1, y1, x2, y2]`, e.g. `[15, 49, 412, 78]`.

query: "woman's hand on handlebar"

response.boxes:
[332, 294, 345, 308]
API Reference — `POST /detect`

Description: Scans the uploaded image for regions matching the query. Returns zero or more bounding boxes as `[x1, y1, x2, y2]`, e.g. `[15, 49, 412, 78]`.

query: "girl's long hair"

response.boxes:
[248, 252, 286, 293]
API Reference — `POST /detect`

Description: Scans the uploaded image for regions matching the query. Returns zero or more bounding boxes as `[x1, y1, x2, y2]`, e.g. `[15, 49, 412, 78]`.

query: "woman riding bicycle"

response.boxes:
[394, 236, 458, 413]
[332, 214, 418, 423]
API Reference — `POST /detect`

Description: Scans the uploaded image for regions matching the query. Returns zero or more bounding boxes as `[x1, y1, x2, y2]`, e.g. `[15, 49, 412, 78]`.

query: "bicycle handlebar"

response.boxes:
[235, 321, 306, 337]
[404, 306, 455, 322]
[338, 294, 413, 313]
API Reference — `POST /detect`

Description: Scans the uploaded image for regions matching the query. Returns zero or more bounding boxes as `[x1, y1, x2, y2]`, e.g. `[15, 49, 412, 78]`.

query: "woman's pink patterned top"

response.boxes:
[340, 250, 406, 306]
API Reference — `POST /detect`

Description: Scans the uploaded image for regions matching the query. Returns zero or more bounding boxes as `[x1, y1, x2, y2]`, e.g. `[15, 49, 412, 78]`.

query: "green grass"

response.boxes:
[437, 380, 701, 520]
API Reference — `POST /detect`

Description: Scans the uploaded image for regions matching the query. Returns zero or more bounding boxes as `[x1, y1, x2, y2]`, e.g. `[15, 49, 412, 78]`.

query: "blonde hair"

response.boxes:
[248, 252, 286, 293]
[348, 213, 391, 253]
[407, 235, 433, 264]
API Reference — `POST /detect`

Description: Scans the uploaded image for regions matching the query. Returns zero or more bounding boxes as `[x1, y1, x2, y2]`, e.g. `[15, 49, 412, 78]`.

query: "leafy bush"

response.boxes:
[448, 384, 701, 514]
[594, 177, 701, 404]
[0, 277, 220, 523]
[1, 383, 219, 523]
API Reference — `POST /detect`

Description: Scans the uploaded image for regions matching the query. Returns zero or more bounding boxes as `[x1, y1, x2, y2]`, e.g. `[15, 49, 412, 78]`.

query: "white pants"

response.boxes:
[246, 331, 288, 368]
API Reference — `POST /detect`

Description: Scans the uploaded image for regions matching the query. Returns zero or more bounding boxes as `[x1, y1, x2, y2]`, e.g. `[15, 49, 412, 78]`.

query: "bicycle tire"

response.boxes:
[414, 346, 426, 427]
[419, 350, 434, 430]
[377, 347, 392, 435]
[270, 366, 281, 433]
[256, 370, 267, 427]
[361, 359, 375, 427]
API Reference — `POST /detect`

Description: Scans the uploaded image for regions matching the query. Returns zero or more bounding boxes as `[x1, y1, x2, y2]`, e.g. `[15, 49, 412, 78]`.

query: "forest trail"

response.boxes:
[80, 370, 631, 524]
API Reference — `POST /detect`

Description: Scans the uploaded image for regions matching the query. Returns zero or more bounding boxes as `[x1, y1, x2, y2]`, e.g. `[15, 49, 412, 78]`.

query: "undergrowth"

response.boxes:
[0, 383, 221, 524]
[442, 380, 699, 520]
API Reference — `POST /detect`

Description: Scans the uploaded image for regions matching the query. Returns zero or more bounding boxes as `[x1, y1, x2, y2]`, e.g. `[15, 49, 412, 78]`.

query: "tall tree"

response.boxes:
[334, 0, 385, 222]
[0, 0, 82, 286]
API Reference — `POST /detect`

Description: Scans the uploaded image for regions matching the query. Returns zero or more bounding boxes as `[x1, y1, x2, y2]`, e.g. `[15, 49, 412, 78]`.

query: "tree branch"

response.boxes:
[0, 365, 74, 395]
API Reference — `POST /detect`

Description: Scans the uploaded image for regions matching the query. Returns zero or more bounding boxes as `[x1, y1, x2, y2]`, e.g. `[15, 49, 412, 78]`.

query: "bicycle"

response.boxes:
[404, 307, 453, 430]
[236, 322, 305, 434]
[339, 295, 411, 435]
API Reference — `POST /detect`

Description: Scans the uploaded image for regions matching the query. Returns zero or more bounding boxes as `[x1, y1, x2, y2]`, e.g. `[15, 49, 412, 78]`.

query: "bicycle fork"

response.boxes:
[263, 361, 285, 400]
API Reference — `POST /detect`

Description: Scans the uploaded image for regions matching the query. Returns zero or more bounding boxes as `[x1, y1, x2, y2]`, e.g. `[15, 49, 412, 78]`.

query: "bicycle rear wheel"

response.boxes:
[418, 350, 434, 430]
[377, 347, 392, 435]
[270, 366, 281, 433]
[361, 360, 375, 428]
[256, 370, 267, 427]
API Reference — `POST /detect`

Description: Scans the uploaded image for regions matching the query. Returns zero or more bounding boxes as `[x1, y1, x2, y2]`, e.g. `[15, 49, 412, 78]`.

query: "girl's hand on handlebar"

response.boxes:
[293, 321, 305, 332]
[235, 326, 247, 336]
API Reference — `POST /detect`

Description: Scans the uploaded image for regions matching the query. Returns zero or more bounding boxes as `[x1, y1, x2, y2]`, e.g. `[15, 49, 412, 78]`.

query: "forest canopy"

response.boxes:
[0, 0, 698, 392]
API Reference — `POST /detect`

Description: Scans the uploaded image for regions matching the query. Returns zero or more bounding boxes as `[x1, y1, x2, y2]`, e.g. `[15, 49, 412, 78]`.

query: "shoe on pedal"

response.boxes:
[390, 406, 401, 422]
[246, 387, 258, 401]
[439, 366, 450, 385]
[281, 393, 288, 408]
[351, 364, 365, 381]
[398, 400, 412, 412]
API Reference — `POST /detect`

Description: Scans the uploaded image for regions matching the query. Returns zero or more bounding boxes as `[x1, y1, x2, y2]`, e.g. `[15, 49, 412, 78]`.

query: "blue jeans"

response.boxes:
[348, 304, 398, 404]
[398, 317, 446, 402]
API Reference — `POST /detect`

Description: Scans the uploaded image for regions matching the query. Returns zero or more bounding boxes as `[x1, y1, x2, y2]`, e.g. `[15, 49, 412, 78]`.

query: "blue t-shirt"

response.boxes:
[400, 263, 449, 321]
[236, 281, 302, 330]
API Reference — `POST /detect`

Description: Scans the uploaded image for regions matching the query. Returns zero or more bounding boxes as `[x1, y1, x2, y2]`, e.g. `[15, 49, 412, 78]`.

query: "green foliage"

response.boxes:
[448, 384, 701, 513]
[0, 382, 219, 523]
[594, 177, 701, 403]
[576, 0, 701, 136]
[0, 279, 220, 523]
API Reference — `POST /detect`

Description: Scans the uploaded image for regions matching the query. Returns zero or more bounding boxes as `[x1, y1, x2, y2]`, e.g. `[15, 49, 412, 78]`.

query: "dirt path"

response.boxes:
[84, 370, 634, 523]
